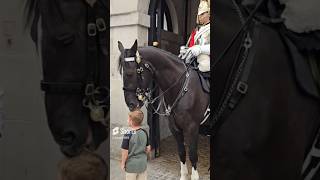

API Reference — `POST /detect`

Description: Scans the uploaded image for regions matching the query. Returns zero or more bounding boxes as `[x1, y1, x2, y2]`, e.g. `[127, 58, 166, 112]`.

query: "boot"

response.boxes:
[201, 71, 210, 92]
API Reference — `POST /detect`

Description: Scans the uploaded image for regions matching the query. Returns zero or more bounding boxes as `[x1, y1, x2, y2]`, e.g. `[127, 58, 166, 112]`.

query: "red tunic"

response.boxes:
[188, 29, 197, 47]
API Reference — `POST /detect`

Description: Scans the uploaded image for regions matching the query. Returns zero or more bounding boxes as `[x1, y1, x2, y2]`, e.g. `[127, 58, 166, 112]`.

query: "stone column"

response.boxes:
[110, 0, 151, 158]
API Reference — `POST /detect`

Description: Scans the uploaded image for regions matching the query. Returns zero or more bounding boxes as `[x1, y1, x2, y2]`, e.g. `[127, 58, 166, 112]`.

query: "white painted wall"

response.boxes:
[110, 0, 150, 159]
[0, 1, 62, 180]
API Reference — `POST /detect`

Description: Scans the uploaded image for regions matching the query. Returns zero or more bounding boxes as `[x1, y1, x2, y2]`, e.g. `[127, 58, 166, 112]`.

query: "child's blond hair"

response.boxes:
[58, 150, 107, 180]
[129, 109, 144, 126]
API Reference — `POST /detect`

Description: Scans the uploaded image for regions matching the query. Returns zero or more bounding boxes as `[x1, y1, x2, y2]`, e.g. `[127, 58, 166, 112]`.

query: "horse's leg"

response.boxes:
[187, 127, 200, 180]
[169, 120, 188, 180]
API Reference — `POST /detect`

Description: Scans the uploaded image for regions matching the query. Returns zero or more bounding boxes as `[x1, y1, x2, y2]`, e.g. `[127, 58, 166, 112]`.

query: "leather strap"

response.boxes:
[302, 126, 320, 180]
[228, 21, 261, 110]
[41, 80, 83, 94]
[211, 21, 261, 134]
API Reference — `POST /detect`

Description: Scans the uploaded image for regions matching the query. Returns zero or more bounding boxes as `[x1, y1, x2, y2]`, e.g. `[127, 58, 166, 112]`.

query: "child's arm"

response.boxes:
[145, 145, 152, 160]
[120, 133, 131, 171]
[121, 149, 128, 171]
[145, 145, 151, 153]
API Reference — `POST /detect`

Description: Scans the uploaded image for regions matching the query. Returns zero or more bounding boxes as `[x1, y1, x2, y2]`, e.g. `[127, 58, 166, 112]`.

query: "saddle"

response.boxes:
[198, 72, 210, 93]
[242, 0, 320, 99]
[188, 58, 210, 93]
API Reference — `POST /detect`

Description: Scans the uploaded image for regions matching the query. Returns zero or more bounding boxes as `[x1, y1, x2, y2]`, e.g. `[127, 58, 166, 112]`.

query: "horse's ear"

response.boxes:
[131, 39, 138, 52]
[118, 41, 124, 53]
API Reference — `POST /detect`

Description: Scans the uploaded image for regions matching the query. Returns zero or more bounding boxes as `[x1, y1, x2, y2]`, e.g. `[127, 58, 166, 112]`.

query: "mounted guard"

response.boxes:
[180, 0, 210, 91]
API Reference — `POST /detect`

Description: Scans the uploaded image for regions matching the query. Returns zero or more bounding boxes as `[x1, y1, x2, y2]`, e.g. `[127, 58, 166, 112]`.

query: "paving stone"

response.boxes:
[111, 135, 210, 180]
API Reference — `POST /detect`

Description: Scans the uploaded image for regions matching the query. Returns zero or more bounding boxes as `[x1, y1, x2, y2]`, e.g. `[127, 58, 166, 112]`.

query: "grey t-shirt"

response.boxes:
[121, 128, 149, 173]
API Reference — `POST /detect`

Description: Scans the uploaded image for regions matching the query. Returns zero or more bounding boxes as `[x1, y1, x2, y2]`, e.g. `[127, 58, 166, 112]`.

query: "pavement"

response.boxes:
[110, 135, 210, 180]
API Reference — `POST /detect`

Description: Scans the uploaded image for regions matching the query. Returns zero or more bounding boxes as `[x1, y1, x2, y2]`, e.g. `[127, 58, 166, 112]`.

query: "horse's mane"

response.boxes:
[117, 46, 183, 75]
[139, 46, 184, 64]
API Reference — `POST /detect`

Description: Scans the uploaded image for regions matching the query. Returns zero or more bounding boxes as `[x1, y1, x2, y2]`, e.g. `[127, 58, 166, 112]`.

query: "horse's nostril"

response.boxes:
[60, 132, 76, 145]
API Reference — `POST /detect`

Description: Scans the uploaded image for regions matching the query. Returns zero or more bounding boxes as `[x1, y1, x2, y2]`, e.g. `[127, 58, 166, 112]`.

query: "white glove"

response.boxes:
[178, 46, 188, 58]
[181, 45, 201, 62]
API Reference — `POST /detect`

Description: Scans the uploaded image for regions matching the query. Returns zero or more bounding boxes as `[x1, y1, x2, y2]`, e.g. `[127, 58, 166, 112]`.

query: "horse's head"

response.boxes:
[118, 40, 153, 111]
[24, 0, 109, 157]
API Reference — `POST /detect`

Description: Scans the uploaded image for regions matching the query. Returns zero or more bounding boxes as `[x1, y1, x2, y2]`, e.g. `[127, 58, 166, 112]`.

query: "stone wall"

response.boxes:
[0, 1, 62, 180]
[110, 0, 151, 159]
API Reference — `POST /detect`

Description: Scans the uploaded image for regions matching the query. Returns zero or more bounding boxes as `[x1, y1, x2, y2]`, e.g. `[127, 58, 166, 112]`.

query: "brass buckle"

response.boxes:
[87, 23, 97, 36]
[96, 18, 106, 32]
[85, 83, 95, 96]
[237, 81, 248, 94]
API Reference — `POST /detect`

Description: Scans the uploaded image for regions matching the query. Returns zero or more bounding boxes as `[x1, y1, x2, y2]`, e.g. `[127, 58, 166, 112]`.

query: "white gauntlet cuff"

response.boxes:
[199, 44, 210, 55]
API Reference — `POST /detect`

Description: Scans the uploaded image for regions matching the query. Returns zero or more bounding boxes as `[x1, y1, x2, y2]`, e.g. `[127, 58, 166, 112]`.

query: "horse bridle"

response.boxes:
[211, 0, 265, 129]
[213, 0, 265, 69]
[40, 0, 109, 124]
[122, 51, 191, 116]
[122, 52, 154, 103]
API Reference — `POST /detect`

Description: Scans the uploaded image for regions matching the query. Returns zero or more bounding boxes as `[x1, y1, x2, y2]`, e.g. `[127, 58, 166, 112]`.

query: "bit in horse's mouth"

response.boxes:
[128, 104, 140, 112]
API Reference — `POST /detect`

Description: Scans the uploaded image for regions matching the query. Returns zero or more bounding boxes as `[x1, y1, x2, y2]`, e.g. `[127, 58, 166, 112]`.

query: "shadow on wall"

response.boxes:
[0, 90, 3, 138]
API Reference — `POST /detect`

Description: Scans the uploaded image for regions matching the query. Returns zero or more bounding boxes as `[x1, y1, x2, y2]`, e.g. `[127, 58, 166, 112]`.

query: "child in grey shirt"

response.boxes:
[121, 109, 151, 180]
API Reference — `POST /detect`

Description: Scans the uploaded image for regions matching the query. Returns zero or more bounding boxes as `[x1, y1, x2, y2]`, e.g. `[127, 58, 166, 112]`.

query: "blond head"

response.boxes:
[129, 109, 144, 126]
[58, 151, 107, 180]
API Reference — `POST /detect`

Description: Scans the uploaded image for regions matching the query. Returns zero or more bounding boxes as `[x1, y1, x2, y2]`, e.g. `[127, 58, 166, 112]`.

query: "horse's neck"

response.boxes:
[141, 48, 186, 93]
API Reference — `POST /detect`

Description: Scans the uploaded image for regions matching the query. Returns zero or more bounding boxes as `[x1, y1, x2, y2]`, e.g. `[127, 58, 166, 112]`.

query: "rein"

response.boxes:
[147, 69, 190, 116]
[213, 0, 265, 69]
[212, 0, 264, 130]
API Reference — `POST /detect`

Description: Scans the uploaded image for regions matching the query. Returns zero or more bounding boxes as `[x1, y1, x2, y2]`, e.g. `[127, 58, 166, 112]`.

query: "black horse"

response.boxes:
[24, 0, 109, 157]
[212, 0, 320, 179]
[118, 40, 209, 180]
